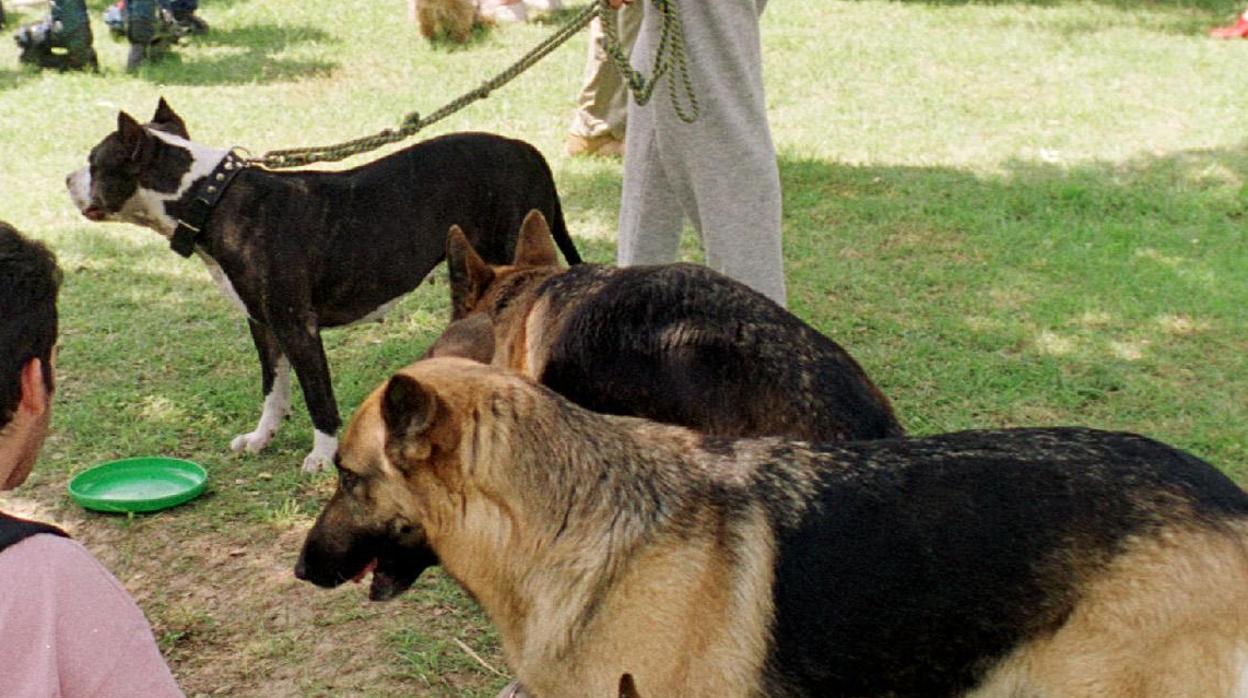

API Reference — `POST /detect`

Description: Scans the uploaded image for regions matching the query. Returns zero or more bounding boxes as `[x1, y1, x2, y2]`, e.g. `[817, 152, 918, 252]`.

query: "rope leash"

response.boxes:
[600, 0, 698, 123]
[248, 0, 697, 170]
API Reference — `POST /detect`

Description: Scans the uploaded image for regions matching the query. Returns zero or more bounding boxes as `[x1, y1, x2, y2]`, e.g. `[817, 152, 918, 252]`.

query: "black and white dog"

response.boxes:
[67, 99, 581, 472]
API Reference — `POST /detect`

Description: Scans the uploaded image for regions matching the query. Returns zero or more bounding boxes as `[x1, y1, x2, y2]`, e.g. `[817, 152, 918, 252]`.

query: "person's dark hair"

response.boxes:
[0, 222, 62, 429]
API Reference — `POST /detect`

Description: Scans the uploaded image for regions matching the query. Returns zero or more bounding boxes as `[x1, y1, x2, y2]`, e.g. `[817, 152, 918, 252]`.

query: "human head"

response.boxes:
[0, 222, 62, 489]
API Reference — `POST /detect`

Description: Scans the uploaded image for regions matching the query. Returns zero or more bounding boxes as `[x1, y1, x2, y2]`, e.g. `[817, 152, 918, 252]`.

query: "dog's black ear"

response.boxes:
[618, 674, 641, 698]
[117, 111, 149, 163]
[152, 97, 190, 139]
[513, 210, 559, 268]
[382, 374, 437, 460]
[447, 225, 494, 320]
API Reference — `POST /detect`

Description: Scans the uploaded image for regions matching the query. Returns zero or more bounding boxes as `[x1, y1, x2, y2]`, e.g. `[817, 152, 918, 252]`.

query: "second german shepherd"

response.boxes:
[424, 210, 904, 443]
[297, 358, 1248, 698]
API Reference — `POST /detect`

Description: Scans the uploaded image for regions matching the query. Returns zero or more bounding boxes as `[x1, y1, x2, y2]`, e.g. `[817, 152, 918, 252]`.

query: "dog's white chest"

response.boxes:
[201, 257, 251, 317]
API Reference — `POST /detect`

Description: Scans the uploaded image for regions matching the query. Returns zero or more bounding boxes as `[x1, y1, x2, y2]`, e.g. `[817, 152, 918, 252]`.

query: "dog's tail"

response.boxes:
[547, 193, 582, 266]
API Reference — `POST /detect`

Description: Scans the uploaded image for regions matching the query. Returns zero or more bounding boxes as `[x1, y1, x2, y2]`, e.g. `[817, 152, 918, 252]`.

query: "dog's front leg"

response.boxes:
[269, 319, 340, 474]
[231, 320, 292, 456]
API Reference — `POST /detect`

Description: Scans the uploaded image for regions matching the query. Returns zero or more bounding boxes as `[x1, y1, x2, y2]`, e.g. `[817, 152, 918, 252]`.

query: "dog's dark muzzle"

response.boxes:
[295, 527, 439, 602]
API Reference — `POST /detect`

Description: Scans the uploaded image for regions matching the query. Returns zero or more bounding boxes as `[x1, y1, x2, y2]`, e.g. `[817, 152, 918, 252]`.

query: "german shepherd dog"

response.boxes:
[424, 210, 904, 443]
[297, 358, 1248, 698]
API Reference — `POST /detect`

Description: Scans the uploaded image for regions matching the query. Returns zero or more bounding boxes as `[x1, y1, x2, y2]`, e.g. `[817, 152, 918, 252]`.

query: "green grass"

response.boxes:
[1, 0, 1246, 695]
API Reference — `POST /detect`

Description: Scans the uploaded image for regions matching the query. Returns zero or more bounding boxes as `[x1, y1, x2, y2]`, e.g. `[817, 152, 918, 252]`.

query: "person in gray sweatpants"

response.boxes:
[614, 0, 786, 308]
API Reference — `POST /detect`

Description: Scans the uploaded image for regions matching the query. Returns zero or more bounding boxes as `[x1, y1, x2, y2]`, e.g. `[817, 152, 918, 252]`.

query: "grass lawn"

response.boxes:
[1, 0, 1246, 695]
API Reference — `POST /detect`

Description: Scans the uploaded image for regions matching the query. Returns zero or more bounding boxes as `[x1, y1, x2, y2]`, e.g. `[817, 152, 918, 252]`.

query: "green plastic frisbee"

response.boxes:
[68, 457, 208, 513]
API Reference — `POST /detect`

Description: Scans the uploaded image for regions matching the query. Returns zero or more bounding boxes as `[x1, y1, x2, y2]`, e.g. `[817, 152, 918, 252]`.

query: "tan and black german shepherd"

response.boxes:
[423, 210, 904, 443]
[296, 357, 1248, 698]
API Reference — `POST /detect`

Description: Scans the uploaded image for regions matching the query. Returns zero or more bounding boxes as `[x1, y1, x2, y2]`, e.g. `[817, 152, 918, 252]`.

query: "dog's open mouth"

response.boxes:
[352, 559, 377, 583]
[362, 557, 405, 602]
[362, 547, 439, 602]
[82, 205, 107, 221]
[348, 557, 408, 602]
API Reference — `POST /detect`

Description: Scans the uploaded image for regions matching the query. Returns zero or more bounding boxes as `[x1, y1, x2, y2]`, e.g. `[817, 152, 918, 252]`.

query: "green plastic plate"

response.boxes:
[68, 457, 208, 513]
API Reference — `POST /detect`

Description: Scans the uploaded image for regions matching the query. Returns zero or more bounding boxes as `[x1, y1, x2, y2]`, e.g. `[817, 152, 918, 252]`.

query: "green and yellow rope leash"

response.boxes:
[249, 0, 698, 170]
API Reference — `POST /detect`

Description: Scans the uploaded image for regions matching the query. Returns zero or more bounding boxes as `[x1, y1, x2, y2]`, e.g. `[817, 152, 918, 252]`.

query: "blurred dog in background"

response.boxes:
[408, 0, 564, 43]
[409, 0, 484, 43]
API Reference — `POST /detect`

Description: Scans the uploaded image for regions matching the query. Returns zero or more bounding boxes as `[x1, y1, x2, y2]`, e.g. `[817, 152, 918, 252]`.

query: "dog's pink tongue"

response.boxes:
[353, 559, 378, 584]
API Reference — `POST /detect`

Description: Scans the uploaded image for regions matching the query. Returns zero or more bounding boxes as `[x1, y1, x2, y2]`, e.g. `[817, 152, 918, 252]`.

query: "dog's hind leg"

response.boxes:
[268, 319, 340, 473]
[231, 320, 292, 456]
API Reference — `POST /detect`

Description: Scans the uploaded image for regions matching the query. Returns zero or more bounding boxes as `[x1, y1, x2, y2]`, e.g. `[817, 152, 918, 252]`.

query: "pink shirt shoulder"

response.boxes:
[0, 533, 184, 698]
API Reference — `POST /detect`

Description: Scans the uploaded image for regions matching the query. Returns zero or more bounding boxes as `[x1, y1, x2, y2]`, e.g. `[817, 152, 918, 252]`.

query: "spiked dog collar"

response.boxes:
[170, 149, 248, 258]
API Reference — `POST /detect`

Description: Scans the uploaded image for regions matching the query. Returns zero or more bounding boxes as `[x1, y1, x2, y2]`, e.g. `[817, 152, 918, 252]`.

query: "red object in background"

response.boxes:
[1210, 11, 1248, 38]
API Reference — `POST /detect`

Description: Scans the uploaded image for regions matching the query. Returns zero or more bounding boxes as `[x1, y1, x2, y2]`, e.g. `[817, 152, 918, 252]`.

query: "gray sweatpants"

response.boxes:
[617, 0, 786, 307]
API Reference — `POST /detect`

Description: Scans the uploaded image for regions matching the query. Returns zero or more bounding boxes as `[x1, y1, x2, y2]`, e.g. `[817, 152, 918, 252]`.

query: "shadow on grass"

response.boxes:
[781, 141, 1248, 289]
[551, 142, 1248, 300]
[810, 146, 1247, 457]
[136, 22, 337, 86]
[826, 0, 1240, 38]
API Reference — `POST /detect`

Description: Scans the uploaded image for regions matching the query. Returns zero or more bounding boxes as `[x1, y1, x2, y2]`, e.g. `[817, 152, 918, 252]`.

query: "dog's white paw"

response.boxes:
[301, 431, 338, 474]
[231, 429, 274, 454]
[232, 379, 292, 456]
[301, 451, 330, 474]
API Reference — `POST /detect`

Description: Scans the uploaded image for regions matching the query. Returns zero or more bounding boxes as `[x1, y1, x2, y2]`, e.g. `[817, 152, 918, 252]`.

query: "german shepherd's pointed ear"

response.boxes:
[117, 111, 151, 164]
[618, 673, 642, 698]
[447, 225, 494, 320]
[512, 209, 560, 268]
[382, 373, 436, 467]
[151, 97, 191, 139]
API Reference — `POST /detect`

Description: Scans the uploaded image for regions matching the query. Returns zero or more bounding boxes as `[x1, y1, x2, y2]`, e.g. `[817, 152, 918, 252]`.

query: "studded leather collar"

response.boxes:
[169, 149, 249, 258]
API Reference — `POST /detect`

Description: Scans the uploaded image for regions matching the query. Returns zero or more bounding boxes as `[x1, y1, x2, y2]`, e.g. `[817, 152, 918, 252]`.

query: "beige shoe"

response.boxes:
[566, 133, 625, 158]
